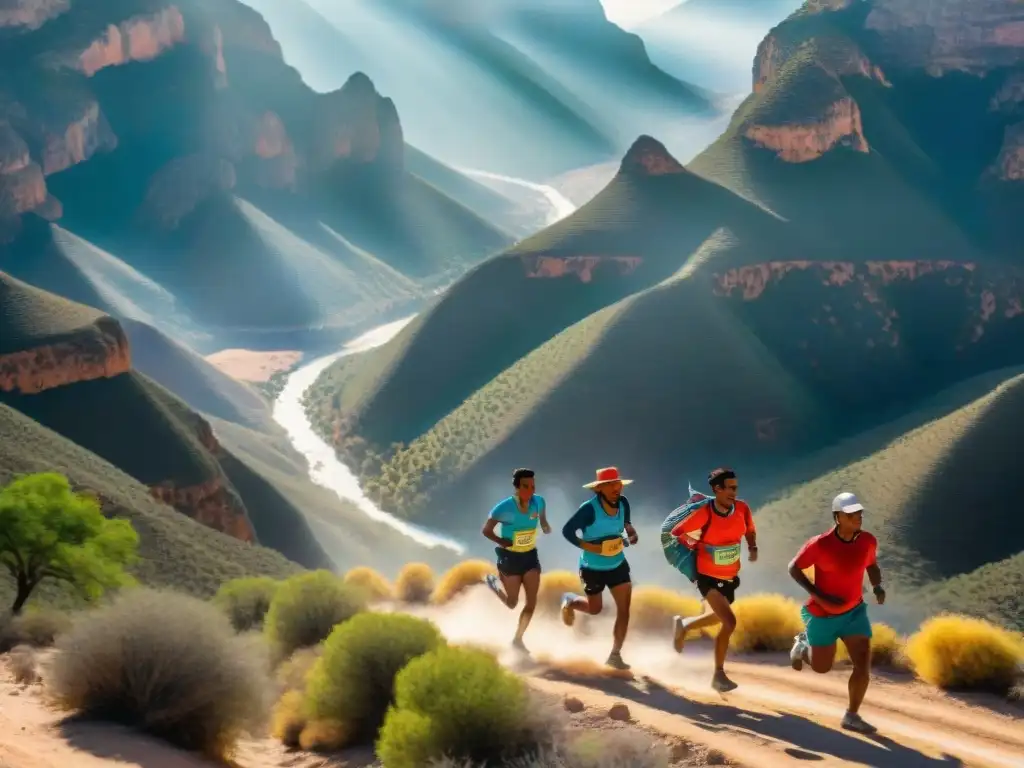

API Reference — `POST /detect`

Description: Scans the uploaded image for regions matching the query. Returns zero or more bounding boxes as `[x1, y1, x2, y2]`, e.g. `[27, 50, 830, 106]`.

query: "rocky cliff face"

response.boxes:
[712, 260, 1024, 349]
[149, 477, 256, 541]
[744, 96, 870, 162]
[0, 0, 408, 231]
[0, 315, 131, 394]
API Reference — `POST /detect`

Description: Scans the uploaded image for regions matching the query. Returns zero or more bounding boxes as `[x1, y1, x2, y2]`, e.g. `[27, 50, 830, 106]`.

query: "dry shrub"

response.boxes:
[271, 689, 307, 748]
[538, 571, 583, 615]
[8, 645, 40, 685]
[395, 562, 436, 604]
[431, 559, 495, 605]
[0, 609, 73, 653]
[48, 588, 271, 758]
[212, 576, 281, 632]
[727, 594, 803, 653]
[835, 622, 907, 669]
[430, 716, 670, 768]
[343, 566, 395, 603]
[376, 645, 539, 767]
[630, 586, 703, 638]
[904, 614, 1024, 693]
[264, 570, 367, 658]
[305, 612, 444, 747]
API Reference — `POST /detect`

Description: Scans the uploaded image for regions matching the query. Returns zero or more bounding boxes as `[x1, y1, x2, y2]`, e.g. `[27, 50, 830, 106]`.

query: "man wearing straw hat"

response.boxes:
[559, 466, 639, 670]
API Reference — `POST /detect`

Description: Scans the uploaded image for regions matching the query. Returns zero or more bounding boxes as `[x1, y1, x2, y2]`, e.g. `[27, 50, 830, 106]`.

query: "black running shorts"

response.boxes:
[579, 560, 631, 595]
[695, 573, 741, 604]
[496, 547, 541, 577]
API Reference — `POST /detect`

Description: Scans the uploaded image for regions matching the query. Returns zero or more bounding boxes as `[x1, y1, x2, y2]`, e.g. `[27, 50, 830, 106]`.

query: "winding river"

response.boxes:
[273, 172, 576, 554]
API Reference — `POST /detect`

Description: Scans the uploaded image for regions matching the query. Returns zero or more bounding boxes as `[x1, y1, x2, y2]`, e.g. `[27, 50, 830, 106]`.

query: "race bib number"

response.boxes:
[510, 529, 537, 552]
[711, 544, 740, 566]
[600, 537, 625, 557]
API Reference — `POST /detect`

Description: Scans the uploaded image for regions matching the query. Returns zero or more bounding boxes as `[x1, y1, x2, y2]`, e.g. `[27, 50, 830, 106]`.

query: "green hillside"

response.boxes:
[0, 402, 300, 611]
[0, 270, 113, 356]
[306, 136, 798, 456]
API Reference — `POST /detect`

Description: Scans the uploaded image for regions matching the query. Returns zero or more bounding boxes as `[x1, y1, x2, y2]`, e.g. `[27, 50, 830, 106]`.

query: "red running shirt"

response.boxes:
[672, 500, 754, 580]
[793, 529, 878, 617]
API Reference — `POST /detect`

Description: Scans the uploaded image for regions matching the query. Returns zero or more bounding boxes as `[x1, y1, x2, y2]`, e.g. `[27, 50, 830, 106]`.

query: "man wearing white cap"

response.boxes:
[787, 491, 886, 734]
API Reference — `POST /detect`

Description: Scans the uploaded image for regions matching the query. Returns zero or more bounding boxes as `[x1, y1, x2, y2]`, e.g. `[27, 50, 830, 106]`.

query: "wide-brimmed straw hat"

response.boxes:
[582, 466, 634, 489]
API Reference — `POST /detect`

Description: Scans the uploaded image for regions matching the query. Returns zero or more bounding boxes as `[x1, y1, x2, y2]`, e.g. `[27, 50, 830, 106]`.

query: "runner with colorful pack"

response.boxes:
[666, 467, 758, 693]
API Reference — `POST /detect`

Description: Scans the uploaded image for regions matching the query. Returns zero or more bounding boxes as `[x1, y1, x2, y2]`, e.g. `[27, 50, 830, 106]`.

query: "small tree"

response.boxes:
[0, 473, 139, 614]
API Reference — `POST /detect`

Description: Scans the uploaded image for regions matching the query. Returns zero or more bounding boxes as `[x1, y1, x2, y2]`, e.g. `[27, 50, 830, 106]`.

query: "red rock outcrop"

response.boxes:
[35, 99, 119, 176]
[757, 0, 1024, 90]
[0, 0, 68, 29]
[712, 260, 1023, 348]
[0, 317, 132, 394]
[620, 135, 687, 176]
[521, 255, 643, 283]
[309, 73, 404, 176]
[744, 96, 869, 162]
[250, 111, 299, 189]
[149, 478, 256, 541]
[39, 5, 187, 76]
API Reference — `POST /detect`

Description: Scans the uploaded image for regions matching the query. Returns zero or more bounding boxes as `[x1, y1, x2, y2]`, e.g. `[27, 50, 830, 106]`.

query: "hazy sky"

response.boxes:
[600, 0, 681, 28]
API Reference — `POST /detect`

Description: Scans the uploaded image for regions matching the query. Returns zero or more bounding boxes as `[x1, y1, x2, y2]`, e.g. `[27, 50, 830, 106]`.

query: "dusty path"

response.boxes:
[416, 590, 1024, 768]
[2, 591, 1021, 768]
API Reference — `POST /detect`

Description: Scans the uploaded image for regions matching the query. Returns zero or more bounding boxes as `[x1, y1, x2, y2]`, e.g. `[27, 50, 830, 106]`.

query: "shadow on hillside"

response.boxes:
[540, 671, 964, 768]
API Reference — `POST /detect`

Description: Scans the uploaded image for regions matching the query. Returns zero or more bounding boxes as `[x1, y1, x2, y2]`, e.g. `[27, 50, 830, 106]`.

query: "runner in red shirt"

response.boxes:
[788, 492, 886, 734]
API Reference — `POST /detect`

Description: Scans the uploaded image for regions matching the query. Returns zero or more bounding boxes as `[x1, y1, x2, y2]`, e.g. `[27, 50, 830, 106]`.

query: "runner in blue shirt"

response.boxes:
[481, 467, 551, 655]
[559, 466, 638, 670]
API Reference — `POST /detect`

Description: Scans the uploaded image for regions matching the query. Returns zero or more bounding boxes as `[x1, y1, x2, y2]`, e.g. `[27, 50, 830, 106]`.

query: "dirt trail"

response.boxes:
[414, 591, 1024, 768]
[1, 590, 1021, 768]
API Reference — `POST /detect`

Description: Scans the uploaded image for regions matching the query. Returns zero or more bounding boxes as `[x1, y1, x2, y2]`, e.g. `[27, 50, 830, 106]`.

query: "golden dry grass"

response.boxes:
[343, 566, 395, 603]
[7, 645, 40, 685]
[275, 645, 322, 694]
[904, 614, 1024, 693]
[430, 559, 496, 605]
[395, 562, 436, 603]
[270, 690, 306, 748]
[835, 622, 908, 669]
[725, 594, 805, 653]
[631, 586, 704, 638]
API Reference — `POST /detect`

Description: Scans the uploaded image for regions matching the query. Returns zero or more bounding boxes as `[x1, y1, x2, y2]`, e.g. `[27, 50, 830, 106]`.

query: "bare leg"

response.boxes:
[513, 568, 540, 647]
[673, 599, 722, 652]
[485, 571, 522, 609]
[609, 581, 632, 654]
[841, 635, 872, 714]
[699, 590, 738, 691]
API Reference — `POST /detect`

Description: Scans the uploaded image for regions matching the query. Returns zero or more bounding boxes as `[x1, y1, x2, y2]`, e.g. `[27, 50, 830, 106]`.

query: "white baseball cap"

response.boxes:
[832, 492, 864, 514]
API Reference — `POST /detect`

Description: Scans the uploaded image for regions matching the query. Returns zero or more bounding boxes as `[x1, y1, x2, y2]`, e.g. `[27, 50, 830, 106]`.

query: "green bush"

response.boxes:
[0, 608, 73, 653]
[306, 613, 445, 745]
[376, 646, 537, 767]
[47, 588, 270, 758]
[264, 570, 367, 658]
[213, 576, 281, 632]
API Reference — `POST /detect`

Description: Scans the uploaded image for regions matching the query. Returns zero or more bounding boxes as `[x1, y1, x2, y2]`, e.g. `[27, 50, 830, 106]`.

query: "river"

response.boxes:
[272, 172, 576, 555]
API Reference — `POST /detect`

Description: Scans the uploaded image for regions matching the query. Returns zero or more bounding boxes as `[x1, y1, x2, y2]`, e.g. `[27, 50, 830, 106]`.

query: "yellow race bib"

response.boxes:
[711, 544, 740, 566]
[600, 537, 624, 557]
[509, 528, 538, 552]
